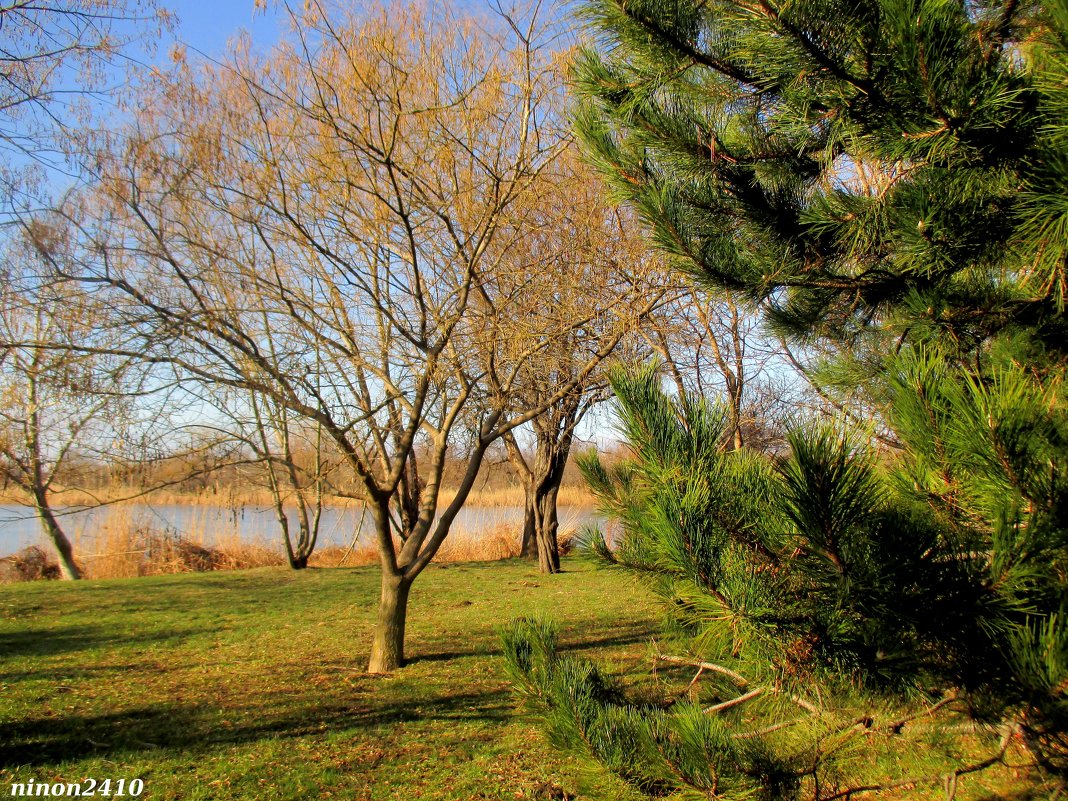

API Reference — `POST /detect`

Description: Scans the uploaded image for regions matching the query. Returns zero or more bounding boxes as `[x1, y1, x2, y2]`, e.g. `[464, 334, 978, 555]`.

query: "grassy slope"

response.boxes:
[0, 560, 655, 801]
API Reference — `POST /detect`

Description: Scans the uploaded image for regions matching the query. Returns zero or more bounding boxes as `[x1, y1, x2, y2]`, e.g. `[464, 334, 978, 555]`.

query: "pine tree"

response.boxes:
[506, 366, 1060, 797]
[503, 0, 1068, 796]
[572, 0, 1066, 354]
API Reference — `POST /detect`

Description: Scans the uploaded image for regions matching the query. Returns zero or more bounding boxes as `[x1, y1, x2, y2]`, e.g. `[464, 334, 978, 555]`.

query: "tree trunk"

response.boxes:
[529, 423, 575, 574]
[34, 496, 80, 580]
[367, 571, 412, 672]
[520, 483, 538, 558]
[287, 511, 317, 570]
[729, 387, 744, 451]
[505, 432, 539, 560]
[26, 369, 79, 580]
[534, 482, 561, 573]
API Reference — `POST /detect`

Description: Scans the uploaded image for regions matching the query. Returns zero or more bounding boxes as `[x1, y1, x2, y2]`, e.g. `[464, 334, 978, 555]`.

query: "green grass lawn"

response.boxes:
[0, 558, 658, 801]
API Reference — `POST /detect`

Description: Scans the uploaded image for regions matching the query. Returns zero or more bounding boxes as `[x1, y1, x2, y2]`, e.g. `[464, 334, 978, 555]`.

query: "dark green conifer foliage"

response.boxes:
[573, 0, 1066, 353]
[504, 0, 1068, 795]
[507, 365, 1068, 795]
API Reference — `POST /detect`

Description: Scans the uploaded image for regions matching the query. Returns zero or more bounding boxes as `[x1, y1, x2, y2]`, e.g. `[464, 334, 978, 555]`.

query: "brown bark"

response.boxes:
[23, 363, 81, 580]
[363, 432, 497, 672]
[33, 492, 80, 580]
[367, 571, 412, 672]
[520, 482, 538, 558]
[533, 481, 561, 573]
[527, 423, 573, 574]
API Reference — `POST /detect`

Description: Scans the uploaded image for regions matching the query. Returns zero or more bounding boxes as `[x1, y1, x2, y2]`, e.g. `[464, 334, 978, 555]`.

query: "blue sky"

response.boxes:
[165, 1, 284, 60]
[162, 1, 503, 62]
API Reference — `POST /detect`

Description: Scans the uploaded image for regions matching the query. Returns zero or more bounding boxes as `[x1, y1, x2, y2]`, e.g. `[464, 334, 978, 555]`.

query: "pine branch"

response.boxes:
[819, 723, 1020, 800]
[703, 686, 764, 713]
[652, 652, 823, 716]
[653, 652, 750, 686]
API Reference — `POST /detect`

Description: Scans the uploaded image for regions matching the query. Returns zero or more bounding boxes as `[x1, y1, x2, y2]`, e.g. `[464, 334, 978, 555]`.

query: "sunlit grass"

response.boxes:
[0, 559, 655, 800]
[0, 556, 1040, 799]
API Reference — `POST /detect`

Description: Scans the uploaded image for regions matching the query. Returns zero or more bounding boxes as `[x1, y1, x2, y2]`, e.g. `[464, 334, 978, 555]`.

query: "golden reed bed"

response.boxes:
[0, 483, 597, 512]
[2, 503, 580, 580]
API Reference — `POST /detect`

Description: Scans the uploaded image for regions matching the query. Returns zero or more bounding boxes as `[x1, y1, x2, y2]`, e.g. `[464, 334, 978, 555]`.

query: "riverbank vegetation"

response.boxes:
[0, 477, 600, 517]
[1, 510, 581, 581]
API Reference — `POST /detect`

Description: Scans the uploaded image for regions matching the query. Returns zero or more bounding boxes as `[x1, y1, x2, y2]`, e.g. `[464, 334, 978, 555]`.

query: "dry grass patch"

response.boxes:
[0, 546, 62, 582]
[318, 523, 580, 567]
[314, 524, 527, 567]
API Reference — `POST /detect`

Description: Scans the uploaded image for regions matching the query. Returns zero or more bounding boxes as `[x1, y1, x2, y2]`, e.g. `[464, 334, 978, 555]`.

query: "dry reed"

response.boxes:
[4, 481, 597, 511]
[72, 506, 284, 579]
[0, 546, 62, 582]
[310, 523, 525, 568]
[4, 503, 583, 580]
[313, 522, 585, 568]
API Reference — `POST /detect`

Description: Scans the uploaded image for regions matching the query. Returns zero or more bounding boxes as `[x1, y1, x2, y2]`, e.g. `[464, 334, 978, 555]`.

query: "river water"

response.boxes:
[0, 502, 600, 557]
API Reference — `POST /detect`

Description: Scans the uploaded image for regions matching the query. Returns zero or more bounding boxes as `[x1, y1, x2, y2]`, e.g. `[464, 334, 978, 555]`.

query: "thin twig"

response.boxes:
[778, 690, 821, 715]
[675, 666, 704, 701]
[862, 693, 959, 736]
[654, 653, 823, 716]
[335, 511, 366, 567]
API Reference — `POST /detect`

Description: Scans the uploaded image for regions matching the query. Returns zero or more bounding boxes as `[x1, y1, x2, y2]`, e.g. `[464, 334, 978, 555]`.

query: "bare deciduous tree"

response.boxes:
[0, 214, 141, 578]
[484, 148, 662, 572]
[643, 285, 798, 452]
[247, 390, 330, 570]
[72, 1, 635, 670]
[0, 0, 170, 202]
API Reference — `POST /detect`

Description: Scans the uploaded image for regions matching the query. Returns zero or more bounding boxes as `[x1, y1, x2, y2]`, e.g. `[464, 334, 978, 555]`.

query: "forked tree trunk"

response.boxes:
[514, 425, 575, 574]
[251, 396, 323, 571]
[368, 571, 412, 672]
[533, 482, 561, 573]
[34, 494, 80, 580]
[361, 432, 497, 674]
[283, 510, 318, 570]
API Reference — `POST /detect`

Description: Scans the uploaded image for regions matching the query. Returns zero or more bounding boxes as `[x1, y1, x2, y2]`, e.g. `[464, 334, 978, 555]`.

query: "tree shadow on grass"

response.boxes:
[0, 624, 212, 661]
[556, 619, 659, 653]
[0, 662, 174, 684]
[0, 686, 511, 768]
[406, 618, 657, 666]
